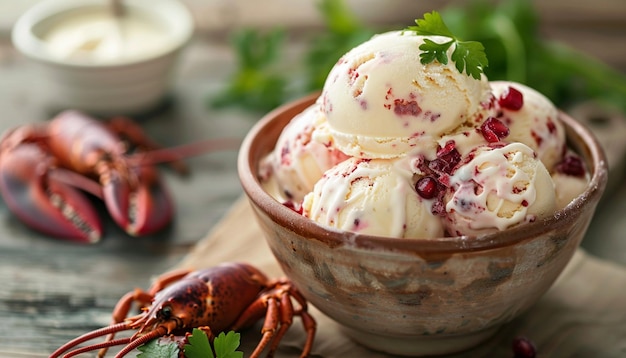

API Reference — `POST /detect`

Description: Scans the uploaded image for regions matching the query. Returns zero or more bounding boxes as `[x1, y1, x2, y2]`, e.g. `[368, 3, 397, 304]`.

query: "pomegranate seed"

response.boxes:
[480, 117, 510, 143]
[512, 336, 537, 358]
[415, 176, 439, 199]
[437, 140, 457, 156]
[430, 141, 461, 174]
[499, 86, 524, 111]
[430, 198, 446, 216]
[556, 153, 586, 177]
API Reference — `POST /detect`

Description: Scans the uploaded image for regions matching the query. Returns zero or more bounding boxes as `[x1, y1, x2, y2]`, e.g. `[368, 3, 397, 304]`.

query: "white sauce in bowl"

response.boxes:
[41, 9, 172, 64]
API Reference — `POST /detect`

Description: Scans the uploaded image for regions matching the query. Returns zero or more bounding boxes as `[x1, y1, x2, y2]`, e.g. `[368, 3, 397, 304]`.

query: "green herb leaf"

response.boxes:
[407, 10, 488, 79]
[184, 328, 214, 358]
[213, 331, 243, 358]
[452, 41, 489, 80]
[183, 329, 243, 358]
[137, 338, 180, 358]
[419, 38, 453, 65]
[410, 11, 455, 38]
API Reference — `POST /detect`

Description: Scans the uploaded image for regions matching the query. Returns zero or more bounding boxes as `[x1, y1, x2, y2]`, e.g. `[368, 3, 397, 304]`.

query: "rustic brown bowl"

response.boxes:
[237, 93, 608, 356]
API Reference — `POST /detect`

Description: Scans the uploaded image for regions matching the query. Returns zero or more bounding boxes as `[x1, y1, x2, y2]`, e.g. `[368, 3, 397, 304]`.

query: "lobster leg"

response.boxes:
[286, 288, 317, 358]
[231, 285, 316, 358]
[0, 143, 102, 243]
[254, 296, 283, 357]
[267, 292, 298, 355]
[99, 268, 192, 355]
[99, 270, 190, 356]
[98, 289, 155, 357]
[107, 268, 191, 328]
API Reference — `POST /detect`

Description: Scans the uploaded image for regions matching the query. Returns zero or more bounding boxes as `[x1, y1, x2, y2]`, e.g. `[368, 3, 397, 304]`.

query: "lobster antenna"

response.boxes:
[127, 138, 241, 168]
[114, 327, 167, 358]
[49, 322, 130, 358]
[63, 337, 132, 358]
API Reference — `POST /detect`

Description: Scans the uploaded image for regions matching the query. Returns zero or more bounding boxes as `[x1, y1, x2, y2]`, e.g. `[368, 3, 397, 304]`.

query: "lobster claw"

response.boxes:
[102, 165, 173, 236]
[0, 144, 102, 243]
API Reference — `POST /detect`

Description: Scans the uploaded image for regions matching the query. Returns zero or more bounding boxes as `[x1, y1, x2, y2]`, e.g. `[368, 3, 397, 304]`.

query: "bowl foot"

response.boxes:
[340, 325, 499, 356]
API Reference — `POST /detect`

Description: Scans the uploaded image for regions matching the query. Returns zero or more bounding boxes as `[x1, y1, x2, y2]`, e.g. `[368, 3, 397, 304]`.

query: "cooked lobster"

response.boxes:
[0, 110, 237, 243]
[50, 262, 317, 357]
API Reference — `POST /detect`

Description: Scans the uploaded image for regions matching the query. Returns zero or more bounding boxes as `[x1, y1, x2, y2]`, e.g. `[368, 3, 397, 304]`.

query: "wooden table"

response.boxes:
[0, 2, 625, 357]
[0, 35, 258, 356]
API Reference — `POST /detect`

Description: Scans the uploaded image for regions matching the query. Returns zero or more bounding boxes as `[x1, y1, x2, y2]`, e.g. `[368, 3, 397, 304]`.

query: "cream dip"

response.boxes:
[41, 9, 172, 64]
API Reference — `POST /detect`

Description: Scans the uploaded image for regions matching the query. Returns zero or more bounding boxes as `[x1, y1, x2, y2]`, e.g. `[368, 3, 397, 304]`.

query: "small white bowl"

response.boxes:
[12, 0, 194, 115]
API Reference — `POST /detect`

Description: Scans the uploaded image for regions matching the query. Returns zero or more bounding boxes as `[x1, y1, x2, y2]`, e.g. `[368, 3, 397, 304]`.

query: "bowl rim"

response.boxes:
[238, 93, 609, 254]
[11, 0, 194, 69]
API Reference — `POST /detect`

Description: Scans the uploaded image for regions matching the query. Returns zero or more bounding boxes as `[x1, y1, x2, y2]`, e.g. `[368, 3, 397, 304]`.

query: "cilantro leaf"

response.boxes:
[407, 10, 488, 79]
[184, 328, 214, 358]
[213, 331, 243, 358]
[137, 338, 180, 358]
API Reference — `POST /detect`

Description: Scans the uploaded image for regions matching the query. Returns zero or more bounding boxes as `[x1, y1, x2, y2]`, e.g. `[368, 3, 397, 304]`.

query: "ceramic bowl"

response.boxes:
[238, 94, 608, 356]
[11, 0, 193, 115]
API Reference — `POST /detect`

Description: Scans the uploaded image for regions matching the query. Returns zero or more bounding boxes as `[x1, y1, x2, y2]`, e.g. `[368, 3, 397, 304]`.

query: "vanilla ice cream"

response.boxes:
[489, 81, 566, 171]
[319, 30, 492, 159]
[302, 157, 444, 238]
[259, 103, 349, 204]
[551, 151, 590, 209]
[552, 172, 588, 209]
[260, 26, 588, 240]
[443, 142, 556, 236]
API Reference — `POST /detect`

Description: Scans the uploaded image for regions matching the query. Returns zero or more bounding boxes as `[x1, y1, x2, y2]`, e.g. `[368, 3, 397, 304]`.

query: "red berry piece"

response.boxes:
[499, 86, 524, 111]
[430, 141, 461, 174]
[415, 176, 439, 199]
[437, 140, 456, 156]
[430, 198, 446, 216]
[480, 117, 510, 143]
[512, 336, 537, 358]
[556, 153, 586, 177]
[394, 98, 422, 116]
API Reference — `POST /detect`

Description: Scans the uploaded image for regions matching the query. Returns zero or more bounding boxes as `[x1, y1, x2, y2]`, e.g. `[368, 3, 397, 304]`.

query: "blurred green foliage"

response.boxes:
[209, 0, 373, 113]
[441, 0, 626, 113]
[209, 29, 288, 111]
[210, 0, 626, 114]
[303, 0, 375, 91]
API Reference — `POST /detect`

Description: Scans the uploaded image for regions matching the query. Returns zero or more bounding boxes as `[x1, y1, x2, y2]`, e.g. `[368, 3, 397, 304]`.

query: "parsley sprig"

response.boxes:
[407, 11, 488, 79]
[137, 329, 243, 358]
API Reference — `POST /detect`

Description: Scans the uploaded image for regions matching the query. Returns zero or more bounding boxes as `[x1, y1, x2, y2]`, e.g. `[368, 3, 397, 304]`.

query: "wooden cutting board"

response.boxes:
[176, 195, 626, 358]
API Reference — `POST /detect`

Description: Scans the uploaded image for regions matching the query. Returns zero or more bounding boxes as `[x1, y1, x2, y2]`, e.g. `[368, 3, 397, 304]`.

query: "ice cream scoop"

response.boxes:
[489, 81, 566, 171]
[302, 157, 444, 238]
[444, 142, 556, 236]
[259, 103, 349, 204]
[319, 30, 492, 159]
[259, 28, 586, 242]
